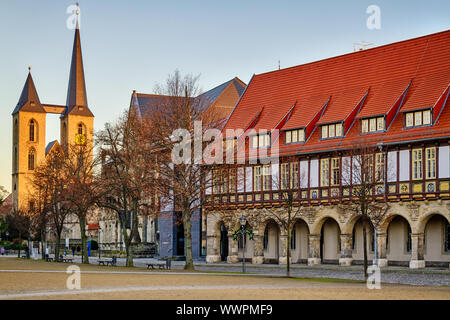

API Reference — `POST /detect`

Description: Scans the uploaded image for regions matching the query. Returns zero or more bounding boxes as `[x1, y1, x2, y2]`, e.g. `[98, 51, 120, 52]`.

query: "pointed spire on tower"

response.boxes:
[12, 68, 46, 115]
[63, 3, 93, 117]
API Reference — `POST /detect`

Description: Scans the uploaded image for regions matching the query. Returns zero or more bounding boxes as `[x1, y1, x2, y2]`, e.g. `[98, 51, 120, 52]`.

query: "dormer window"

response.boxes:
[321, 123, 343, 139]
[251, 133, 270, 148]
[361, 117, 385, 134]
[405, 109, 431, 128]
[285, 128, 305, 144]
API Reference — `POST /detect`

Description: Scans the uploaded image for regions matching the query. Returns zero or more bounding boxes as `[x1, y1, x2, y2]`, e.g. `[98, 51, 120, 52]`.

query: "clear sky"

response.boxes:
[0, 0, 449, 192]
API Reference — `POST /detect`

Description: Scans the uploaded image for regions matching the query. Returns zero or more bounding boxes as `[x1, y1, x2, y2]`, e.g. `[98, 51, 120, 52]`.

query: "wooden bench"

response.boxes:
[147, 263, 167, 270]
[98, 257, 117, 266]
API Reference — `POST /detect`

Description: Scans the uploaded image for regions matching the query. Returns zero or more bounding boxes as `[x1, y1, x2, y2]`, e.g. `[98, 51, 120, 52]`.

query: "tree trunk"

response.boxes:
[55, 233, 61, 261]
[80, 217, 89, 264]
[18, 230, 21, 258]
[41, 230, 45, 260]
[183, 210, 194, 270]
[362, 216, 368, 280]
[286, 227, 291, 278]
[125, 241, 134, 267]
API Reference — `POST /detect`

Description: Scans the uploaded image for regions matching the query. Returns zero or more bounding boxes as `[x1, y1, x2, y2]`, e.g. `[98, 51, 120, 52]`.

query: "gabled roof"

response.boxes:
[223, 30, 450, 158]
[45, 140, 61, 155]
[63, 21, 93, 117]
[12, 72, 46, 115]
[131, 77, 246, 121]
[224, 30, 450, 135]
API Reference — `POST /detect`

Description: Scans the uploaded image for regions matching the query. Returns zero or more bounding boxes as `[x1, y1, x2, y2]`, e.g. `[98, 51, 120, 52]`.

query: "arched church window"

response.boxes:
[28, 148, 35, 170]
[78, 123, 84, 135]
[29, 120, 35, 142]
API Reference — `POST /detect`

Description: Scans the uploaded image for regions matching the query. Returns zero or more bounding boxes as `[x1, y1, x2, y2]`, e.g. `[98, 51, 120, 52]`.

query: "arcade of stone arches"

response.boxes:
[206, 201, 450, 268]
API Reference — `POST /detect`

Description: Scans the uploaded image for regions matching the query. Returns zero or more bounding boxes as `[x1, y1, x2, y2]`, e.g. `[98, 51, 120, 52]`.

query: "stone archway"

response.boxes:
[320, 217, 340, 264]
[351, 217, 375, 264]
[219, 222, 229, 262]
[290, 218, 309, 264]
[422, 214, 450, 267]
[386, 215, 412, 266]
[262, 219, 280, 264]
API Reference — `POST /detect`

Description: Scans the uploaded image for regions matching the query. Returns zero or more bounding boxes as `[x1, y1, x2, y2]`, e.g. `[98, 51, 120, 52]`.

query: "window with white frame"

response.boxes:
[425, 147, 436, 179]
[362, 117, 385, 133]
[320, 158, 330, 187]
[375, 153, 385, 182]
[285, 128, 305, 144]
[405, 109, 432, 128]
[331, 158, 340, 186]
[290, 162, 299, 188]
[412, 149, 423, 180]
[254, 166, 261, 191]
[262, 165, 271, 191]
[281, 163, 289, 189]
[321, 123, 344, 139]
[251, 133, 270, 148]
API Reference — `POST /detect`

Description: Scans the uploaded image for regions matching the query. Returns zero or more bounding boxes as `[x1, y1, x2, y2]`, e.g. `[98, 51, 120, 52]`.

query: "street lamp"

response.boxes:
[5, 231, 9, 242]
[240, 214, 246, 274]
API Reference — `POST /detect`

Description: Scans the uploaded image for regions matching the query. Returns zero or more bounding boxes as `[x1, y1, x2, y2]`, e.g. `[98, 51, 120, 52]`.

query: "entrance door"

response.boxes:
[220, 223, 228, 261]
[176, 223, 185, 256]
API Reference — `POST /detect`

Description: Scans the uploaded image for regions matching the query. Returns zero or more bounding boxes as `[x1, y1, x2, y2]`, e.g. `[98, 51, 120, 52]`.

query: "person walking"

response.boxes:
[71, 246, 75, 256]
[1, 246, 5, 256]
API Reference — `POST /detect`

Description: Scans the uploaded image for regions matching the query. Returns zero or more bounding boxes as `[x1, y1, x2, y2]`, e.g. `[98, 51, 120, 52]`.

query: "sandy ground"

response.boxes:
[0, 258, 449, 300]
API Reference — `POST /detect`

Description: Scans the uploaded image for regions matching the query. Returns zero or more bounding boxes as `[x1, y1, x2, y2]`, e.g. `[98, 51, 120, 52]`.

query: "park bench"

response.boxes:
[98, 256, 117, 266]
[146, 262, 166, 269]
[46, 257, 54, 262]
[62, 257, 73, 263]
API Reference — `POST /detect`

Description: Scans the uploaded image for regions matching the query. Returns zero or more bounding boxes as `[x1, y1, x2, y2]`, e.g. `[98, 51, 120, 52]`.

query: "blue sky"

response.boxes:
[0, 0, 449, 191]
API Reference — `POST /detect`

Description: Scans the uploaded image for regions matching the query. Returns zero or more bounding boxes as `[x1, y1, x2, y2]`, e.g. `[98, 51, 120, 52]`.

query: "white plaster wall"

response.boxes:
[322, 219, 339, 261]
[399, 150, 410, 181]
[264, 223, 279, 260]
[387, 151, 397, 182]
[387, 217, 411, 261]
[439, 146, 450, 178]
[300, 160, 308, 188]
[352, 220, 375, 261]
[291, 222, 309, 262]
[424, 215, 450, 262]
[309, 159, 318, 188]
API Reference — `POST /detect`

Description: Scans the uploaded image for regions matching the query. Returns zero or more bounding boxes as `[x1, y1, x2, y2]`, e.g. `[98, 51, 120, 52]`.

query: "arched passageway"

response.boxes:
[386, 216, 411, 266]
[424, 214, 450, 267]
[351, 217, 375, 264]
[263, 220, 279, 264]
[320, 218, 340, 264]
[290, 219, 309, 264]
[219, 222, 228, 262]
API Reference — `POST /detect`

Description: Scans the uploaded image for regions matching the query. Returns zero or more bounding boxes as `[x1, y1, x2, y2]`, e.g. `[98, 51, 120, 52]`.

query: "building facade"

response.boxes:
[205, 30, 450, 268]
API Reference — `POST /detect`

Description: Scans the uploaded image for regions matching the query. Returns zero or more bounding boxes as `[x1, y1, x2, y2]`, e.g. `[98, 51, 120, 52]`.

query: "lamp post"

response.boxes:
[240, 214, 246, 274]
[5, 231, 9, 242]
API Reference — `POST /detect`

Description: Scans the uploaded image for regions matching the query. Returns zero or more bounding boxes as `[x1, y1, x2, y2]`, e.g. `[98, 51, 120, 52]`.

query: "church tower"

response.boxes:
[11, 69, 47, 210]
[60, 12, 94, 152]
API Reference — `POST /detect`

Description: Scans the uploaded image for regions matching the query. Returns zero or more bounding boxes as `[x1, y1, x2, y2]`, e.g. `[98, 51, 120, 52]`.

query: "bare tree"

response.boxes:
[64, 141, 101, 264]
[149, 70, 220, 270]
[342, 143, 390, 279]
[96, 109, 157, 267]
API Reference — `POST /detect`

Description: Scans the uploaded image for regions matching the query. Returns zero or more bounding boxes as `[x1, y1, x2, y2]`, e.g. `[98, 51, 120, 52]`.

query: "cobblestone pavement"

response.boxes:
[12, 255, 448, 287]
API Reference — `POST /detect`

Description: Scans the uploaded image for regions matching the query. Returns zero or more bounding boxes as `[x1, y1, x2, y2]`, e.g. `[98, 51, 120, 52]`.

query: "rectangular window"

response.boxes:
[298, 129, 305, 142]
[252, 136, 258, 148]
[322, 126, 328, 139]
[369, 118, 377, 132]
[292, 130, 298, 143]
[259, 134, 265, 148]
[377, 117, 384, 131]
[412, 149, 423, 180]
[362, 119, 368, 133]
[281, 163, 289, 189]
[329, 124, 336, 138]
[265, 134, 270, 146]
[414, 111, 422, 126]
[375, 153, 385, 182]
[213, 170, 221, 194]
[290, 162, 299, 189]
[423, 110, 431, 125]
[331, 158, 340, 186]
[363, 154, 374, 182]
[290, 228, 296, 250]
[320, 158, 330, 187]
[286, 131, 291, 144]
[262, 165, 271, 191]
[336, 124, 343, 137]
[229, 169, 236, 193]
[254, 166, 261, 191]
[425, 147, 436, 179]
[222, 172, 228, 194]
[406, 113, 414, 127]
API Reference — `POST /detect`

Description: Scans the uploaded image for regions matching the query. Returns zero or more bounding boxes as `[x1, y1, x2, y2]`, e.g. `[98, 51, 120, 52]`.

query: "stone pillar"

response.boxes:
[206, 235, 220, 263]
[278, 234, 288, 265]
[227, 235, 239, 263]
[339, 233, 353, 266]
[375, 232, 388, 267]
[409, 233, 425, 269]
[252, 234, 264, 264]
[308, 234, 321, 266]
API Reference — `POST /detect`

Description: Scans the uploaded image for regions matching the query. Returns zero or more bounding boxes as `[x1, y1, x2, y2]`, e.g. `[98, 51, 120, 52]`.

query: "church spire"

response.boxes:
[64, 4, 93, 117]
[12, 68, 46, 115]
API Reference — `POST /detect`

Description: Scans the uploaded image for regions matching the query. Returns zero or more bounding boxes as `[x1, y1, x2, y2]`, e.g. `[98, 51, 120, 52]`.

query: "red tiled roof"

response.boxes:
[224, 30, 450, 157]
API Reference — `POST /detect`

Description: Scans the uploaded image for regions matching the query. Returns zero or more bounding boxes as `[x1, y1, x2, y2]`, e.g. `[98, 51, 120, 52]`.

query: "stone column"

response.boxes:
[308, 234, 321, 266]
[409, 233, 425, 269]
[227, 235, 239, 263]
[339, 233, 353, 266]
[375, 232, 388, 267]
[206, 235, 220, 263]
[278, 234, 288, 265]
[252, 234, 264, 264]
